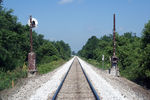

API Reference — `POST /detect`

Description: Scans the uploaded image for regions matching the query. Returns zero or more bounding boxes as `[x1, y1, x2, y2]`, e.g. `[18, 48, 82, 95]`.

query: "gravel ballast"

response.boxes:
[29, 57, 74, 100]
[78, 57, 150, 100]
[0, 57, 74, 100]
[1, 56, 150, 100]
[78, 57, 127, 100]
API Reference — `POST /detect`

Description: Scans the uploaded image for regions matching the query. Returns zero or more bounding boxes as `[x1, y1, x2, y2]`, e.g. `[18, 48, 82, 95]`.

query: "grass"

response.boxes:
[0, 59, 66, 91]
[37, 59, 65, 74]
[81, 57, 111, 70]
[0, 63, 27, 91]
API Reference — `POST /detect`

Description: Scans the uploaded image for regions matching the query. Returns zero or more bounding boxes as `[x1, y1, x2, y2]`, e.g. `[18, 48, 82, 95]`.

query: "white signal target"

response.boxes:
[28, 18, 38, 28]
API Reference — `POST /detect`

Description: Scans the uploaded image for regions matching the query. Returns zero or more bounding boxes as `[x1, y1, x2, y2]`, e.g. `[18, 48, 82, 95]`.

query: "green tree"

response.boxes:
[142, 20, 150, 48]
[140, 20, 150, 88]
[0, 0, 3, 10]
[72, 51, 76, 55]
[0, 7, 71, 71]
[36, 41, 60, 64]
[54, 40, 71, 60]
[78, 32, 147, 88]
[79, 36, 99, 59]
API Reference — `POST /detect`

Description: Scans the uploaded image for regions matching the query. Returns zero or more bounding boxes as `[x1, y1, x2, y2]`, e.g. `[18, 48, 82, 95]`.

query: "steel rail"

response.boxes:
[52, 59, 74, 100]
[77, 58, 100, 100]
[52, 57, 100, 100]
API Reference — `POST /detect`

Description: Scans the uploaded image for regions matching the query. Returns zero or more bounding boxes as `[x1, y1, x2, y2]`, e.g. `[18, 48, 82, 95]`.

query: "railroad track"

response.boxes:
[51, 57, 100, 100]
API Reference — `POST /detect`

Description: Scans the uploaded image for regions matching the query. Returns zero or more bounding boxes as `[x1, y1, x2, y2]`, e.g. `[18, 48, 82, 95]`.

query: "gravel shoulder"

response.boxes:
[0, 57, 74, 100]
[78, 57, 150, 100]
[1, 56, 150, 100]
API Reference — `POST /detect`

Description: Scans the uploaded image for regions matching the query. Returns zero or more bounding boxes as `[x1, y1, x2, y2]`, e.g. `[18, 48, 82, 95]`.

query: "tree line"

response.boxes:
[78, 21, 150, 89]
[0, 2, 71, 72]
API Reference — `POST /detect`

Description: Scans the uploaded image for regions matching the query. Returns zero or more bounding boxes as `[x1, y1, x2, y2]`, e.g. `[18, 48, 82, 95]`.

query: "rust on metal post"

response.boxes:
[28, 15, 37, 75]
[28, 52, 36, 71]
[113, 14, 116, 56]
[110, 14, 119, 76]
[30, 16, 33, 52]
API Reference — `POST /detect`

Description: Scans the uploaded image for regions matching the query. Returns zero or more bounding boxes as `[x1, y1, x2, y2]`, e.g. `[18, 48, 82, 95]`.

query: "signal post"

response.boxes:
[109, 14, 120, 76]
[28, 16, 38, 77]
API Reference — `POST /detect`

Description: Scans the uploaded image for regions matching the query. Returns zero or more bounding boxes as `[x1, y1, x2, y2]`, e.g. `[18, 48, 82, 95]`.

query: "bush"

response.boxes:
[0, 63, 27, 90]
[37, 59, 65, 74]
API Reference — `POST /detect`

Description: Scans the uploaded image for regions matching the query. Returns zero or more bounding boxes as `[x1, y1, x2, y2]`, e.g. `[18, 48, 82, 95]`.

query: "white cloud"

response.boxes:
[58, 0, 74, 4]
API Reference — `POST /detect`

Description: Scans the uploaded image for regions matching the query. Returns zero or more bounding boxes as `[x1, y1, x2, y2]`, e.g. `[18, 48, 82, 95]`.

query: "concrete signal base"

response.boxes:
[109, 56, 120, 77]
[28, 71, 37, 77]
[28, 52, 37, 77]
[109, 66, 120, 77]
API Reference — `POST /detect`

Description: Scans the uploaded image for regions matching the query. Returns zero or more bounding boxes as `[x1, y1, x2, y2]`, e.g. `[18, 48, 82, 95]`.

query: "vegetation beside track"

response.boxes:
[0, 59, 67, 91]
[78, 21, 150, 89]
[37, 59, 65, 74]
[0, 1, 71, 91]
[86, 59, 110, 70]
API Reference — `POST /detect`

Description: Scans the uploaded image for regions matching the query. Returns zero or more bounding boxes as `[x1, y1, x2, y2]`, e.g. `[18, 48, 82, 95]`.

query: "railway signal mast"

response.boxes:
[28, 16, 38, 77]
[110, 14, 119, 76]
[113, 14, 116, 57]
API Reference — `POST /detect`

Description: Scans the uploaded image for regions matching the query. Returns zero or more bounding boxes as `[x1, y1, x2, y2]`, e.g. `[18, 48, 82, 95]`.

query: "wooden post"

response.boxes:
[12, 80, 14, 88]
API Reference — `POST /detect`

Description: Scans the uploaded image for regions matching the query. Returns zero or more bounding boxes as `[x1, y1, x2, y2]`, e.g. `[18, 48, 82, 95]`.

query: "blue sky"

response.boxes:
[3, 0, 150, 52]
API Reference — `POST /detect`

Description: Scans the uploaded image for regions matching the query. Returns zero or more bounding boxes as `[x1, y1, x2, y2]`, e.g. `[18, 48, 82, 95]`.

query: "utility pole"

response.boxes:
[28, 15, 38, 77]
[109, 14, 119, 76]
